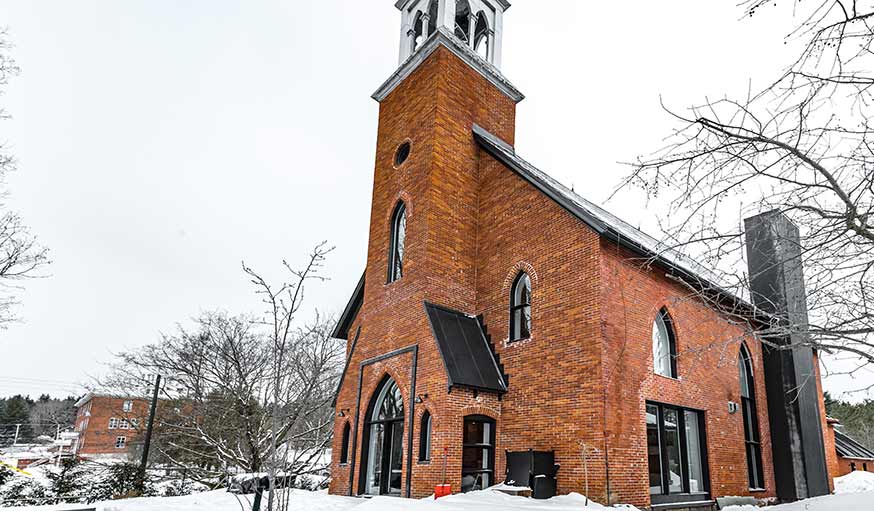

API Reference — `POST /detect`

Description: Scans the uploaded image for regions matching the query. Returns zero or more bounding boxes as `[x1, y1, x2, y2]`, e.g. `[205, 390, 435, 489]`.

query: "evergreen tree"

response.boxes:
[3, 395, 33, 442]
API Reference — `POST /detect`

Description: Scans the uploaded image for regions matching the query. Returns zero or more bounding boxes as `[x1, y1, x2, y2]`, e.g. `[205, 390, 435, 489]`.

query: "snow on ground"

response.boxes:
[9, 489, 633, 511]
[10, 480, 874, 511]
[834, 470, 874, 494]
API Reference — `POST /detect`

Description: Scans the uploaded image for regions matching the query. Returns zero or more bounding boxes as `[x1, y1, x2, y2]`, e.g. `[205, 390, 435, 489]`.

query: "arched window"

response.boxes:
[339, 422, 351, 464]
[361, 377, 405, 495]
[739, 344, 764, 489]
[388, 202, 407, 283]
[454, 0, 472, 43]
[411, 11, 426, 52]
[427, 0, 438, 35]
[652, 309, 677, 378]
[509, 272, 531, 341]
[419, 410, 432, 462]
[473, 12, 489, 60]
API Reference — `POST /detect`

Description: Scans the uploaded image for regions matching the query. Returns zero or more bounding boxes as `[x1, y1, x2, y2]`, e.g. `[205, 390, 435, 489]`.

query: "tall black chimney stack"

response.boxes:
[744, 210, 830, 501]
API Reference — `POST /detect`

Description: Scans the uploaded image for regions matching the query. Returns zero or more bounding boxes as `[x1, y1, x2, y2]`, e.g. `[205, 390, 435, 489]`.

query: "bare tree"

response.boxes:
[617, 1, 874, 380]
[104, 244, 342, 508]
[0, 28, 49, 326]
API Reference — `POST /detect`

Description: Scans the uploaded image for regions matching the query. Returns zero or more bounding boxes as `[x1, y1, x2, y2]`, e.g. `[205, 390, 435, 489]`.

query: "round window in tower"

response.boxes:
[394, 141, 411, 167]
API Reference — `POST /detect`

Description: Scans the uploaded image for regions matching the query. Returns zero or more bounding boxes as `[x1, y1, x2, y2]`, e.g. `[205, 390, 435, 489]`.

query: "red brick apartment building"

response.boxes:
[72, 393, 149, 457]
[329, 1, 835, 508]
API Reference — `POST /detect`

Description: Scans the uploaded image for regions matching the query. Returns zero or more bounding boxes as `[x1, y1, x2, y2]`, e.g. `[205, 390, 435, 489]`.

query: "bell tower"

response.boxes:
[396, 0, 509, 67]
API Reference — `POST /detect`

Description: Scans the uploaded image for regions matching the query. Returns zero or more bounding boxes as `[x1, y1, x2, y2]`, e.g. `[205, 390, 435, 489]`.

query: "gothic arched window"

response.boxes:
[454, 0, 472, 43]
[362, 377, 405, 495]
[412, 11, 426, 52]
[427, 0, 439, 35]
[388, 202, 407, 283]
[739, 344, 765, 489]
[509, 272, 531, 341]
[419, 410, 432, 462]
[652, 308, 677, 378]
[339, 422, 351, 464]
[473, 11, 490, 60]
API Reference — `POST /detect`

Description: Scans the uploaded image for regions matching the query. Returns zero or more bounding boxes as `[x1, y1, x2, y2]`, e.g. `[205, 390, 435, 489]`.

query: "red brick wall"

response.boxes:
[600, 244, 777, 506]
[74, 396, 149, 456]
[836, 457, 874, 476]
[329, 42, 830, 509]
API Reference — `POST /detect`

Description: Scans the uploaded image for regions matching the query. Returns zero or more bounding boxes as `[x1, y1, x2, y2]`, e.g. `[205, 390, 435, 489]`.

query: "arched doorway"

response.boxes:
[360, 376, 405, 495]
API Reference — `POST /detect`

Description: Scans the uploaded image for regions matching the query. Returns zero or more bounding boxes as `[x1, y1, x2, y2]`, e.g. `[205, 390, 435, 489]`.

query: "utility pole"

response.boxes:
[12, 424, 20, 446]
[137, 374, 161, 495]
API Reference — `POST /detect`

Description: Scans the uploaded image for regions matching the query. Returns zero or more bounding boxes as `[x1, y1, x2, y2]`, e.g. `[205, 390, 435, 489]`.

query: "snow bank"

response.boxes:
[835, 470, 874, 494]
[10, 488, 634, 511]
[722, 491, 874, 511]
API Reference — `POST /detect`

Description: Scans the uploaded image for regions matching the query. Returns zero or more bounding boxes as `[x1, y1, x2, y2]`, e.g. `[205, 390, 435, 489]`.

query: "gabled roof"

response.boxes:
[472, 124, 746, 305]
[835, 429, 874, 461]
[424, 302, 507, 394]
[331, 272, 365, 340]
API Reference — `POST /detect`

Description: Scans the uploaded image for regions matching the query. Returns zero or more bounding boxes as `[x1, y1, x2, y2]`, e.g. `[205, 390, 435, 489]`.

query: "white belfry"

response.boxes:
[395, 0, 508, 68]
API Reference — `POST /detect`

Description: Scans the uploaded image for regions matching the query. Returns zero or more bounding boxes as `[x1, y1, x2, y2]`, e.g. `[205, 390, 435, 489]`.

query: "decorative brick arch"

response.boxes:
[500, 261, 539, 295]
[383, 191, 415, 226]
[461, 404, 501, 419]
[361, 365, 410, 414]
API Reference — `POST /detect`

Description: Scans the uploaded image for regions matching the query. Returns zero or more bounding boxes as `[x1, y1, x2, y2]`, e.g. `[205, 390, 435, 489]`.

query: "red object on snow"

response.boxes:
[435, 484, 452, 498]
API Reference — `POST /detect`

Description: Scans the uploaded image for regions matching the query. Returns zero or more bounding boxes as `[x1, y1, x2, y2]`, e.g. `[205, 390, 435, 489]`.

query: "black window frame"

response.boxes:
[387, 202, 407, 284]
[646, 401, 711, 505]
[509, 272, 531, 342]
[340, 422, 351, 464]
[739, 344, 765, 490]
[419, 410, 432, 462]
[653, 308, 678, 378]
[461, 414, 496, 492]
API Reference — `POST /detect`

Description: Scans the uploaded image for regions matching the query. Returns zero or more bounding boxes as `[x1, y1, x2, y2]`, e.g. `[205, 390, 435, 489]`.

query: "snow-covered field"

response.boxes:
[9, 471, 874, 511]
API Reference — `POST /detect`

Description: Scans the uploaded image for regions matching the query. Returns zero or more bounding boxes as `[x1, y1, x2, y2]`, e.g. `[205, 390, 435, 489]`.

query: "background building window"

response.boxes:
[115, 436, 126, 449]
[108, 417, 118, 429]
[652, 309, 677, 378]
[388, 202, 407, 283]
[509, 272, 531, 341]
[646, 402, 709, 504]
[462, 415, 495, 492]
[419, 411, 432, 462]
[123, 400, 133, 412]
[739, 344, 765, 489]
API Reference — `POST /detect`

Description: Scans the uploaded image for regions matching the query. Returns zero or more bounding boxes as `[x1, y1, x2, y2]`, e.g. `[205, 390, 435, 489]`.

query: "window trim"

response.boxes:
[387, 202, 407, 284]
[509, 272, 532, 342]
[739, 344, 765, 490]
[652, 308, 678, 378]
[115, 436, 127, 449]
[646, 401, 711, 505]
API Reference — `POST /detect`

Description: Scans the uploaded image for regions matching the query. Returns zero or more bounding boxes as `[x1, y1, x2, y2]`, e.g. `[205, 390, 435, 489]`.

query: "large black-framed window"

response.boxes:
[739, 344, 765, 490]
[360, 377, 405, 496]
[340, 422, 351, 464]
[387, 202, 407, 283]
[646, 402, 710, 505]
[419, 410, 432, 462]
[652, 308, 678, 378]
[461, 415, 495, 492]
[509, 272, 531, 341]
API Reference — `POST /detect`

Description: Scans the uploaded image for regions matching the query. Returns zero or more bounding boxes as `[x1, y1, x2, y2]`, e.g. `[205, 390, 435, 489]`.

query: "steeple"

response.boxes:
[395, 0, 509, 68]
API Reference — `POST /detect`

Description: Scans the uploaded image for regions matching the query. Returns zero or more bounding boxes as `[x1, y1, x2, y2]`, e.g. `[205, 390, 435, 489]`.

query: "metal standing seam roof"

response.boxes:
[424, 302, 507, 394]
[834, 429, 874, 461]
[471, 123, 746, 304]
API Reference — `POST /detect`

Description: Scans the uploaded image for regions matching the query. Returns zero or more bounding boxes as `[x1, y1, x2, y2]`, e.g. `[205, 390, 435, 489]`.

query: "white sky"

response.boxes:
[0, 0, 870, 400]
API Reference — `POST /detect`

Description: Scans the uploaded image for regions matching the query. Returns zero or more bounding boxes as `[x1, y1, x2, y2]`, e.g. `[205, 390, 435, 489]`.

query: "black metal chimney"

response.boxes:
[744, 210, 830, 501]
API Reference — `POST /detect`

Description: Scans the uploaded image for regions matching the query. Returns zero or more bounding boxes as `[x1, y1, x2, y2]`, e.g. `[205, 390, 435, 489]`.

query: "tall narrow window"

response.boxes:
[509, 272, 531, 341]
[419, 411, 432, 462]
[652, 309, 677, 378]
[473, 12, 490, 60]
[646, 402, 710, 504]
[739, 345, 765, 490]
[340, 422, 351, 464]
[388, 202, 407, 283]
[462, 415, 495, 492]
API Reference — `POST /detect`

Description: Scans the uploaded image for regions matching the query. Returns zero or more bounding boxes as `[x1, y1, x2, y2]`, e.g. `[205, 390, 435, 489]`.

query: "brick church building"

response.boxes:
[329, 1, 835, 508]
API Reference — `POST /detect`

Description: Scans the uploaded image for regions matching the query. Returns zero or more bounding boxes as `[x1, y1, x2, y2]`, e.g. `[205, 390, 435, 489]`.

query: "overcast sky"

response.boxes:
[0, 1, 870, 400]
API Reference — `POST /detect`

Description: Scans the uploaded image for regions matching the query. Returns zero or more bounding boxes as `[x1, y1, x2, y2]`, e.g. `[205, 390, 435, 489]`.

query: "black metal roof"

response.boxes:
[835, 429, 874, 461]
[331, 272, 365, 340]
[424, 302, 507, 394]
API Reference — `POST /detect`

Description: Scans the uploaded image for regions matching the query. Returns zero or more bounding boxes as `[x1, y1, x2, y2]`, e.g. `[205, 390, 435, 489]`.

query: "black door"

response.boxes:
[361, 377, 405, 495]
